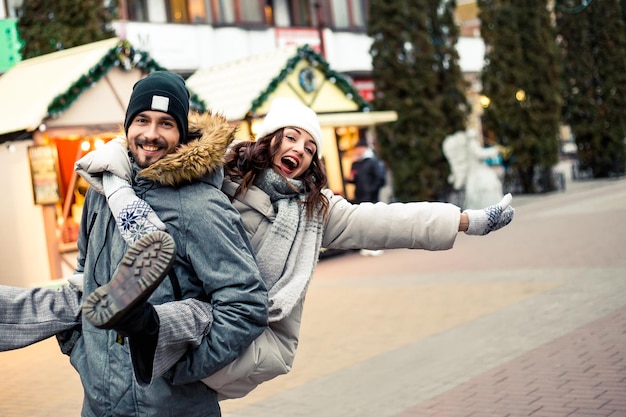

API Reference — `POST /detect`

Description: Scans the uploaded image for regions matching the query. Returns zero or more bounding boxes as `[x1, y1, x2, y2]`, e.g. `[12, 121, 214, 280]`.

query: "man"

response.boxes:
[65, 71, 268, 416]
[348, 139, 387, 256]
[348, 139, 386, 204]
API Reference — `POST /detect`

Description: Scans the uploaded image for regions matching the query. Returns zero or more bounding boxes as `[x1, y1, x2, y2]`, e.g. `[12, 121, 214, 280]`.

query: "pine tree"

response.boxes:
[17, 0, 117, 59]
[428, 0, 470, 134]
[555, 0, 626, 177]
[368, 0, 469, 202]
[478, 0, 562, 193]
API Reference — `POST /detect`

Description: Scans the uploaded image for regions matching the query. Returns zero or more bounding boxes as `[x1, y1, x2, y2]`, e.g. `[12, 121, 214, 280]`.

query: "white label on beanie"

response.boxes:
[151, 95, 170, 112]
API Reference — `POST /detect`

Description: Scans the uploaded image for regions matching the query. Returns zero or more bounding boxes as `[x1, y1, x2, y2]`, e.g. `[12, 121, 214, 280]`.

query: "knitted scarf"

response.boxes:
[254, 169, 325, 322]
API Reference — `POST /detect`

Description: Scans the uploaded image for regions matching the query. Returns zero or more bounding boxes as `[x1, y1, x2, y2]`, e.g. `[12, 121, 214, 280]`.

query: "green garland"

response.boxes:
[46, 39, 207, 118]
[249, 44, 370, 116]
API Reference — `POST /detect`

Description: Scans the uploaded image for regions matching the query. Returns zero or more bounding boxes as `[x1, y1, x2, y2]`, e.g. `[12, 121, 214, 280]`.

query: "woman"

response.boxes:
[1, 98, 514, 399]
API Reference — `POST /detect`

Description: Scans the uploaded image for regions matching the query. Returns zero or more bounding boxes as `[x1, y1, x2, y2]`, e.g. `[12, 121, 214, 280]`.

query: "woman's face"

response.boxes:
[271, 127, 317, 179]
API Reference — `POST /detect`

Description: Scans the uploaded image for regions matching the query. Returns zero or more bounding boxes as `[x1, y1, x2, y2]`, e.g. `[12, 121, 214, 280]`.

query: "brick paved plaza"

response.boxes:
[1, 177, 625, 417]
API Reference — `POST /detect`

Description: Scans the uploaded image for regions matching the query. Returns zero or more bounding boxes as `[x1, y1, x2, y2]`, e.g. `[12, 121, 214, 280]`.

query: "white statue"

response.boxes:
[443, 129, 506, 210]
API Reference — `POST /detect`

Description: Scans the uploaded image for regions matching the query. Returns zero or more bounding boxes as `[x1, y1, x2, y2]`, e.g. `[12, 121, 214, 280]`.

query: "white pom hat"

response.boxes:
[255, 97, 323, 155]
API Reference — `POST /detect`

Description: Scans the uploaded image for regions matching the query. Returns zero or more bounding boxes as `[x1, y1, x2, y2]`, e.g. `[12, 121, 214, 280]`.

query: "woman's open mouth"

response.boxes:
[281, 156, 300, 171]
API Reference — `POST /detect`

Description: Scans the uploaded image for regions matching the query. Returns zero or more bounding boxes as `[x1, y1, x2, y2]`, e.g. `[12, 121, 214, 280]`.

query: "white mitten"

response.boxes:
[464, 193, 515, 236]
[75, 137, 132, 195]
[102, 172, 166, 244]
[66, 273, 85, 292]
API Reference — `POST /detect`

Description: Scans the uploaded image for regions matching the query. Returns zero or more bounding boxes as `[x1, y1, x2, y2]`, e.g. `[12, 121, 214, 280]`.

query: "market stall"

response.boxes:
[186, 44, 397, 197]
[0, 38, 205, 284]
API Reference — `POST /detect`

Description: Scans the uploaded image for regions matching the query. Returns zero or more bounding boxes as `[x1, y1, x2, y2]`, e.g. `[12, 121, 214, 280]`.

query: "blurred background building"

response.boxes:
[0, 0, 486, 285]
[0, 0, 483, 83]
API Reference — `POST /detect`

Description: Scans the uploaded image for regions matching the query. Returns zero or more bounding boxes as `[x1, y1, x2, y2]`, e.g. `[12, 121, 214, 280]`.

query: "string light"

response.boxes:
[93, 138, 105, 149]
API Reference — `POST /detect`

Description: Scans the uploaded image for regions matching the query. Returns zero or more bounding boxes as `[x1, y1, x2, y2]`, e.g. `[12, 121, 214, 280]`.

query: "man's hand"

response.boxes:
[464, 193, 515, 236]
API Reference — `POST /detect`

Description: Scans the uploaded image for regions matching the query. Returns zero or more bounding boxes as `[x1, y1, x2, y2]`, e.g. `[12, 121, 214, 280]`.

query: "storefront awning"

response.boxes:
[0, 38, 121, 135]
[317, 111, 397, 127]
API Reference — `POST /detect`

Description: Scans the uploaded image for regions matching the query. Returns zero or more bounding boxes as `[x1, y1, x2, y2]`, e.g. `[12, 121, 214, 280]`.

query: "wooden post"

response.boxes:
[42, 204, 63, 280]
[313, 1, 326, 58]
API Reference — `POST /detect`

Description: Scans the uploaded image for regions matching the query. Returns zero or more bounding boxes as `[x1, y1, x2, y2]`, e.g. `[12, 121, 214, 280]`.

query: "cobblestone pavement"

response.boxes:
[1, 177, 624, 417]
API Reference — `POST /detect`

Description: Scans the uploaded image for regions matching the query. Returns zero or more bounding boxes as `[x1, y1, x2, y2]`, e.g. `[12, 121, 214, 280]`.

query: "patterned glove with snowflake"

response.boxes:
[102, 172, 166, 244]
[464, 193, 515, 236]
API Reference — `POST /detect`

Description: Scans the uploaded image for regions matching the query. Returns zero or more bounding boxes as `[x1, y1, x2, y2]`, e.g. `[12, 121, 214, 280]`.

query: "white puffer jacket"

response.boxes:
[203, 176, 461, 397]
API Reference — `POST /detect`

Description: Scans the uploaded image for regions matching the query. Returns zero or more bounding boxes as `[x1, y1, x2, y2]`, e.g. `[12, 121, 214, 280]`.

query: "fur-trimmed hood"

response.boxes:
[139, 110, 237, 186]
[75, 111, 238, 193]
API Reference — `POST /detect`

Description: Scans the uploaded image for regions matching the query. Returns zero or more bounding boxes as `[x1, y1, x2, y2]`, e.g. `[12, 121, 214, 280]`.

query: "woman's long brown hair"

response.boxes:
[224, 129, 329, 219]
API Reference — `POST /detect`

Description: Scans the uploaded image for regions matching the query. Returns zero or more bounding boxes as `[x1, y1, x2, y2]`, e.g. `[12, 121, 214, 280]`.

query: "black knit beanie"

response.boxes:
[124, 71, 190, 143]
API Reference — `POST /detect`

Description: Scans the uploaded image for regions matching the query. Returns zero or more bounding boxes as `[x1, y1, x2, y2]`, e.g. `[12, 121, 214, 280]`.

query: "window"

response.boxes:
[350, 0, 366, 27]
[329, 0, 367, 30]
[189, 0, 210, 23]
[126, 0, 149, 21]
[6, 0, 23, 18]
[165, 0, 210, 23]
[288, 0, 314, 27]
[122, 0, 343, 26]
[211, 0, 265, 25]
[212, 0, 235, 23]
[168, 0, 189, 23]
[273, 0, 366, 30]
[240, 0, 264, 22]
[272, 0, 337, 29]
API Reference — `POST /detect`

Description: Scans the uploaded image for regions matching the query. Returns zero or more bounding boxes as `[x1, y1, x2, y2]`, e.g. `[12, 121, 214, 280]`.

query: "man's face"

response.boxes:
[127, 110, 180, 168]
[353, 145, 367, 159]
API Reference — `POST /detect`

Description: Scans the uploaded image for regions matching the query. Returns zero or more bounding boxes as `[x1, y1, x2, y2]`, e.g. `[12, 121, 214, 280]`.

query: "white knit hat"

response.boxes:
[255, 97, 323, 154]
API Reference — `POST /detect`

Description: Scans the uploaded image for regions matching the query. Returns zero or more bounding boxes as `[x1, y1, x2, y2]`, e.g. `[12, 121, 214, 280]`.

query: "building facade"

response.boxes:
[1, 1, 483, 86]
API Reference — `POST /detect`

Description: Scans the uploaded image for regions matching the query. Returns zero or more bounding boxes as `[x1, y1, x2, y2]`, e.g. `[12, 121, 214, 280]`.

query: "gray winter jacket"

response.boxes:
[74, 117, 462, 400]
[72, 111, 268, 416]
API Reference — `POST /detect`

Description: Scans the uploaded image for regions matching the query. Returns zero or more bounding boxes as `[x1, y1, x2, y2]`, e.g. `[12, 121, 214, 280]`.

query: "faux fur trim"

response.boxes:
[139, 110, 238, 186]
